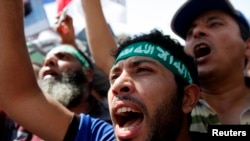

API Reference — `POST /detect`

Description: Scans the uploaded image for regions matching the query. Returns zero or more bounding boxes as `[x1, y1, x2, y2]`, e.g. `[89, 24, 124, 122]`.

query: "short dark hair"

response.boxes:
[237, 20, 250, 41]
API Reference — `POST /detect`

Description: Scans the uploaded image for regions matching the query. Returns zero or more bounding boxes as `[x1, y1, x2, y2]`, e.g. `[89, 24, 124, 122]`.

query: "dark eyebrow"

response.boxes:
[55, 52, 77, 60]
[130, 59, 158, 67]
[206, 16, 222, 22]
[189, 15, 222, 32]
[110, 58, 158, 73]
[42, 52, 75, 63]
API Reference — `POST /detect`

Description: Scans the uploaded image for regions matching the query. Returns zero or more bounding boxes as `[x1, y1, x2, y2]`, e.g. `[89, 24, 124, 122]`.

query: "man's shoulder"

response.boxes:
[74, 114, 114, 141]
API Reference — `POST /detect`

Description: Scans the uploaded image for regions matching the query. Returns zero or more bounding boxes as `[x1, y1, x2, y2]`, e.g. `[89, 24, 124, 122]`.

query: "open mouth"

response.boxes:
[115, 107, 144, 130]
[194, 44, 211, 59]
[43, 70, 59, 79]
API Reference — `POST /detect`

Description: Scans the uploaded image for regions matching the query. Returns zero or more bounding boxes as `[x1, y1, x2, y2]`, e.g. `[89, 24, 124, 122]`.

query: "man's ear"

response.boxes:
[182, 84, 200, 114]
[244, 38, 250, 59]
[85, 68, 94, 83]
[244, 39, 250, 76]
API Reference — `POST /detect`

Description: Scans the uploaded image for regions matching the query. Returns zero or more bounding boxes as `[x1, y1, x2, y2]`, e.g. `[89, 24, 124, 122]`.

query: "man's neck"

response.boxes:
[199, 75, 250, 124]
[176, 118, 193, 141]
[68, 93, 92, 114]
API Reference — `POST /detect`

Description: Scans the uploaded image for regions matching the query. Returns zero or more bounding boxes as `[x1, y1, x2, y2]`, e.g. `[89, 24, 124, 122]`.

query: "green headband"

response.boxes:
[114, 42, 193, 84]
[47, 45, 90, 69]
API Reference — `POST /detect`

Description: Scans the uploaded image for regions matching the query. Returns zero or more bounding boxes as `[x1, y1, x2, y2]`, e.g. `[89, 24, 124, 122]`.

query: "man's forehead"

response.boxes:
[190, 10, 240, 30]
[47, 50, 72, 57]
[110, 56, 159, 71]
[196, 10, 235, 21]
[45, 51, 75, 60]
[43, 51, 82, 67]
[112, 56, 157, 67]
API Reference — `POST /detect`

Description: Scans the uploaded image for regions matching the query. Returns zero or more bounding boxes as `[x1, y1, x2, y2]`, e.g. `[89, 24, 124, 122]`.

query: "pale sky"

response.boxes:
[113, 0, 250, 44]
[43, 0, 250, 45]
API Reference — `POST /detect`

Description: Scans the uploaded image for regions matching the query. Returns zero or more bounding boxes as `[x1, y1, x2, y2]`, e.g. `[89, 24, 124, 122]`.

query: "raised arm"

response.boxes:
[0, 1, 73, 140]
[82, 0, 117, 76]
[55, 12, 78, 48]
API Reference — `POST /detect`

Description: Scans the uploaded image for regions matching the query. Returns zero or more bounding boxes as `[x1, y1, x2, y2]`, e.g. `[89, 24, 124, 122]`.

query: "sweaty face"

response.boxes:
[185, 10, 246, 80]
[38, 52, 89, 107]
[108, 56, 184, 141]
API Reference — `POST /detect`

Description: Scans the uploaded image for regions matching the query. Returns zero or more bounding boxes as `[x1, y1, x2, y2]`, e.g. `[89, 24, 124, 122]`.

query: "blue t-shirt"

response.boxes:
[74, 114, 115, 141]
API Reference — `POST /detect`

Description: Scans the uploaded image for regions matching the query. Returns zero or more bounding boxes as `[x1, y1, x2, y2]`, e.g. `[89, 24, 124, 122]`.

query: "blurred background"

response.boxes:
[24, 0, 250, 63]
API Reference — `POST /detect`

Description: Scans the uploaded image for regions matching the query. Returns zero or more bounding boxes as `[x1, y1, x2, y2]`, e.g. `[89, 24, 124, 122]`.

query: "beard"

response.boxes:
[144, 92, 184, 141]
[114, 92, 185, 141]
[38, 70, 88, 108]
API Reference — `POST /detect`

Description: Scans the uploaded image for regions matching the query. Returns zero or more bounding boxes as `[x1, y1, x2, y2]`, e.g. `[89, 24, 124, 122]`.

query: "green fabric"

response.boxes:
[114, 41, 193, 84]
[47, 45, 90, 69]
